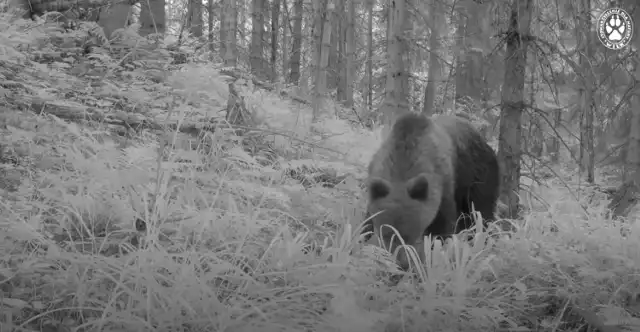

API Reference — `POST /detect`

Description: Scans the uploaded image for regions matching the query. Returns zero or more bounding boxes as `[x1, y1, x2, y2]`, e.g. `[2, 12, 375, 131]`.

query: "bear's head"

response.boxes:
[365, 173, 441, 270]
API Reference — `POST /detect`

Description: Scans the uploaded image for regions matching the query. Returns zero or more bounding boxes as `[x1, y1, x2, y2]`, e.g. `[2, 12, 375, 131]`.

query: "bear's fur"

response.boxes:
[362, 112, 500, 270]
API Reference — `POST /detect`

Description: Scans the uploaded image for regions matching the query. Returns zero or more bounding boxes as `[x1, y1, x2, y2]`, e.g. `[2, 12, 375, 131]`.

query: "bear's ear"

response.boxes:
[407, 173, 429, 201]
[368, 178, 390, 200]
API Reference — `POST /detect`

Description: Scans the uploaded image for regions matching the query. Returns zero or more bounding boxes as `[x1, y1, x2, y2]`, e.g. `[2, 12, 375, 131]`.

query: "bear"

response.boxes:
[361, 112, 501, 271]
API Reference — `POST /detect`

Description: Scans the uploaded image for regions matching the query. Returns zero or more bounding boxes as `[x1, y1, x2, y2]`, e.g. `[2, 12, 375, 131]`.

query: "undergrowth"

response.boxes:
[1, 13, 640, 332]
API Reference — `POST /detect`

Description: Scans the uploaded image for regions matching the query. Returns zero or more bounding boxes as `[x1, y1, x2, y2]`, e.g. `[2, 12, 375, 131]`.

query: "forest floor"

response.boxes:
[1, 15, 640, 332]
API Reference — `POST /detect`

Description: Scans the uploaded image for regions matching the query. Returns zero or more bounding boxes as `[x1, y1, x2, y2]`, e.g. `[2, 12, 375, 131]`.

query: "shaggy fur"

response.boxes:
[362, 112, 500, 270]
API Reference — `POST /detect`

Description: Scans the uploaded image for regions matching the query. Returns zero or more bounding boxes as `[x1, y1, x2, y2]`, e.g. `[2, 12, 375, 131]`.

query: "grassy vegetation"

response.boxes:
[1, 15, 640, 332]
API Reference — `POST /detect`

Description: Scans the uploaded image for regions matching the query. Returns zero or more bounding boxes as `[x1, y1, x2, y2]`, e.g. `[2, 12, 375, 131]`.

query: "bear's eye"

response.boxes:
[369, 178, 390, 200]
[407, 174, 429, 201]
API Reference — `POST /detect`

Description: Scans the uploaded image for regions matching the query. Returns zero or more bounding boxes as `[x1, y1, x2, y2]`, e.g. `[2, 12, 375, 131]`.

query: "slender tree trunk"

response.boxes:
[606, 0, 640, 219]
[421, 0, 443, 115]
[335, 0, 345, 101]
[311, 0, 326, 91]
[250, 0, 265, 79]
[624, 0, 640, 183]
[497, 0, 534, 219]
[220, 0, 227, 57]
[453, 4, 467, 105]
[329, 0, 342, 93]
[207, 0, 214, 55]
[344, 0, 355, 107]
[289, 0, 303, 84]
[222, 0, 238, 67]
[270, 0, 281, 81]
[238, 0, 246, 47]
[281, 0, 289, 80]
[576, 0, 595, 182]
[366, 0, 374, 110]
[312, 0, 335, 122]
[187, 0, 203, 37]
[381, 0, 410, 137]
[550, 109, 562, 162]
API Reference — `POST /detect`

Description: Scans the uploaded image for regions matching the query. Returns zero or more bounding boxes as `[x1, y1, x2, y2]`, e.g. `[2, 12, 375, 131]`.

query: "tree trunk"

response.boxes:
[527, 60, 543, 157]
[344, 0, 355, 107]
[421, 0, 443, 115]
[382, 0, 410, 135]
[222, 0, 238, 67]
[207, 0, 214, 55]
[453, 4, 467, 105]
[549, 109, 561, 162]
[299, 6, 311, 94]
[606, 0, 640, 219]
[281, 0, 289, 80]
[289, 0, 303, 84]
[312, 0, 335, 122]
[625, 1, 640, 183]
[576, 0, 595, 183]
[366, 0, 374, 110]
[238, 0, 246, 46]
[335, 0, 345, 101]
[497, 0, 534, 219]
[609, 61, 640, 217]
[311, 0, 326, 92]
[187, 0, 203, 37]
[220, 0, 227, 58]
[250, 0, 265, 79]
[329, 0, 341, 93]
[270, 0, 281, 81]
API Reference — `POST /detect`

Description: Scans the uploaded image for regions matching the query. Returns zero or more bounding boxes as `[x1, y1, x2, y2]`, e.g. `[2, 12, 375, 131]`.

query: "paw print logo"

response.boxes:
[604, 14, 625, 41]
[597, 8, 633, 50]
